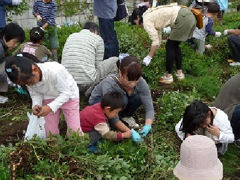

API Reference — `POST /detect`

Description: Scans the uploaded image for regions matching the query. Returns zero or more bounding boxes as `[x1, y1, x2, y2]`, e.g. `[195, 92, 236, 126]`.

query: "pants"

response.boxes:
[98, 18, 119, 59]
[189, 38, 205, 55]
[43, 98, 81, 137]
[87, 130, 102, 146]
[231, 104, 240, 140]
[228, 34, 240, 62]
[166, 39, 182, 74]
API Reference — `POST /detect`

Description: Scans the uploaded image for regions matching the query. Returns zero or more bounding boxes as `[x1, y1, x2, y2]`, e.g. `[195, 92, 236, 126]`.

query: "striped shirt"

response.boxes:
[33, 0, 57, 26]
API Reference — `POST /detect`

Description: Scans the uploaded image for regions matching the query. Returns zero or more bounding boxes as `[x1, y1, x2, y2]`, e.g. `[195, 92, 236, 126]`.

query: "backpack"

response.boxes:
[191, 8, 203, 29]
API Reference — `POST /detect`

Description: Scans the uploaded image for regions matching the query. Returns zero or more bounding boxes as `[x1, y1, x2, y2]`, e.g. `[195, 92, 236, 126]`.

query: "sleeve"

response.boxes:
[27, 86, 43, 107]
[206, 18, 215, 36]
[175, 119, 185, 141]
[11, 0, 22, 5]
[143, 20, 162, 46]
[0, 0, 12, 6]
[95, 37, 104, 64]
[47, 2, 57, 25]
[94, 123, 123, 141]
[42, 45, 52, 57]
[32, 1, 37, 16]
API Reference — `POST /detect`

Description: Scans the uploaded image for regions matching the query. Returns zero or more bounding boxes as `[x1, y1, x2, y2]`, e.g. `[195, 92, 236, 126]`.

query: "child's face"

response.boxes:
[18, 65, 41, 86]
[4, 38, 19, 50]
[104, 107, 122, 119]
[43, 0, 51, 3]
[200, 111, 212, 128]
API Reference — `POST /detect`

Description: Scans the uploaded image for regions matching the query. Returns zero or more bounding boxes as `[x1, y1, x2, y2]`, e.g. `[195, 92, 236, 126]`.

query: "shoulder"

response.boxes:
[214, 107, 229, 121]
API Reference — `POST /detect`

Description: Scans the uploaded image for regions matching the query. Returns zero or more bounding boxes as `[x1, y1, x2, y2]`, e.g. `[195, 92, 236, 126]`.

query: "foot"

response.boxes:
[227, 59, 234, 63]
[121, 117, 140, 129]
[159, 75, 173, 84]
[175, 72, 185, 81]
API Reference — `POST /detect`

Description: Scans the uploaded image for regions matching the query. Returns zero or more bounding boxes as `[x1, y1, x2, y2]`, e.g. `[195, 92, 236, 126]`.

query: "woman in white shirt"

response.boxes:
[175, 100, 234, 155]
[4, 53, 83, 137]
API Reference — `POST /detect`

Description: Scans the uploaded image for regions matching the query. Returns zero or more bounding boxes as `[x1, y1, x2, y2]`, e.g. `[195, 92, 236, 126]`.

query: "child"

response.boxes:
[81, 91, 140, 151]
[174, 135, 223, 180]
[33, 0, 59, 61]
[175, 100, 234, 155]
[0, 23, 25, 103]
[4, 55, 83, 137]
[15, 27, 52, 62]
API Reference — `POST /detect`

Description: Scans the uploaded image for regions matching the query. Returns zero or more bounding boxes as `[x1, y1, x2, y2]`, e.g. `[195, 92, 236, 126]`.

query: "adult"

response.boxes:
[93, 0, 119, 59]
[130, 4, 196, 84]
[61, 22, 118, 92]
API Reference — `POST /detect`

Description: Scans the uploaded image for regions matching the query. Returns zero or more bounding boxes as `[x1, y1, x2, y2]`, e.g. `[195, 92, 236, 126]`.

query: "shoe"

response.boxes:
[229, 62, 240, 66]
[0, 95, 8, 104]
[121, 117, 140, 129]
[227, 59, 234, 63]
[176, 73, 185, 81]
[159, 75, 173, 84]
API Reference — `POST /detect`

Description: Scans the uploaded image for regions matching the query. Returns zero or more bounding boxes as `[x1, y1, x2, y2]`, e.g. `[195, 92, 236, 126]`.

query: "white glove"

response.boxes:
[12, 0, 22, 5]
[143, 55, 152, 66]
[224, 29, 229, 35]
[40, 27, 45, 31]
[36, 15, 42, 22]
[205, 44, 212, 49]
[163, 26, 171, 34]
[215, 32, 221, 37]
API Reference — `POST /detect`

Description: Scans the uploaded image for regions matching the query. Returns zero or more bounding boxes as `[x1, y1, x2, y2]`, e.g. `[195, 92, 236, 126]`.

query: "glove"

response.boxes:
[131, 129, 142, 142]
[40, 27, 45, 31]
[163, 26, 171, 34]
[12, 0, 22, 5]
[143, 55, 152, 66]
[139, 125, 152, 137]
[215, 32, 221, 37]
[205, 44, 212, 49]
[36, 15, 42, 22]
[224, 29, 229, 35]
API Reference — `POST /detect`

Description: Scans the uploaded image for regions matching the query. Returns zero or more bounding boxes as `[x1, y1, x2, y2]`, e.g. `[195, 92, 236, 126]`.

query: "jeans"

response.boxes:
[231, 104, 240, 140]
[228, 35, 240, 62]
[98, 18, 119, 59]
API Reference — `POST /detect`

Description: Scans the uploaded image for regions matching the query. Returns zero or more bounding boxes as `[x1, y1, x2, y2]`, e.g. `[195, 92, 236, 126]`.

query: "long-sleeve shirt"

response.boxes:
[80, 103, 123, 141]
[33, 0, 57, 26]
[0, 39, 8, 92]
[0, 0, 12, 28]
[27, 62, 79, 113]
[175, 107, 235, 144]
[205, 17, 216, 35]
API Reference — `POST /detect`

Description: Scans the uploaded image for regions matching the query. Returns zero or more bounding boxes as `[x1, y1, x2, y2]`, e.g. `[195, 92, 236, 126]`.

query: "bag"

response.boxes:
[114, 0, 128, 21]
[191, 8, 203, 29]
[24, 112, 46, 140]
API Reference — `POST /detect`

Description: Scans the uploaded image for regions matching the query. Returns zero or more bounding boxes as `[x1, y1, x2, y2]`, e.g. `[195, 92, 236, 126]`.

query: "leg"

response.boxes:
[166, 39, 176, 75]
[231, 104, 240, 140]
[228, 35, 240, 62]
[175, 40, 182, 72]
[87, 130, 102, 146]
[48, 26, 59, 62]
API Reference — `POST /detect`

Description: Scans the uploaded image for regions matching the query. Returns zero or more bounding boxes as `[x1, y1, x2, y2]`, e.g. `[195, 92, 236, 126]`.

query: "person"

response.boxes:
[223, 28, 240, 66]
[216, 0, 228, 22]
[130, 4, 196, 84]
[89, 56, 154, 141]
[93, 0, 119, 59]
[214, 73, 240, 145]
[173, 135, 223, 180]
[0, 23, 25, 103]
[15, 27, 52, 62]
[33, 0, 59, 62]
[61, 22, 118, 92]
[0, 0, 22, 31]
[4, 55, 83, 137]
[190, 2, 221, 54]
[175, 100, 234, 154]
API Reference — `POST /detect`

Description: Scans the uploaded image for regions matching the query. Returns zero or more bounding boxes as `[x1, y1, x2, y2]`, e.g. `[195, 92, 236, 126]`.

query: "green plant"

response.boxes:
[6, 0, 29, 22]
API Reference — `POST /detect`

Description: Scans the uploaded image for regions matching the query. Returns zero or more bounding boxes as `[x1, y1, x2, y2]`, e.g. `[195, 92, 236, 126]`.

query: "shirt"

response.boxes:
[0, 0, 12, 28]
[27, 62, 79, 113]
[93, 0, 117, 19]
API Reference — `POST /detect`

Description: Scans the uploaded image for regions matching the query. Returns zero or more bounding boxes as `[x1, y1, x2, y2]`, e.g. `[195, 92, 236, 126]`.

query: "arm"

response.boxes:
[32, 1, 38, 17]
[27, 86, 43, 108]
[175, 119, 185, 140]
[206, 18, 215, 36]
[95, 37, 104, 69]
[46, 2, 57, 26]
[227, 29, 240, 36]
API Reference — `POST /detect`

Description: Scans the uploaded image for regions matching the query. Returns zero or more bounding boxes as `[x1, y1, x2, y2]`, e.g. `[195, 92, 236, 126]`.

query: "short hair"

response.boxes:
[130, 6, 148, 25]
[207, 2, 220, 13]
[101, 91, 125, 111]
[17, 52, 41, 63]
[116, 56, 142, 81]
[1, 23, 25, 43]
[30, 27, 44, 44]
[83, 22, 99, 33]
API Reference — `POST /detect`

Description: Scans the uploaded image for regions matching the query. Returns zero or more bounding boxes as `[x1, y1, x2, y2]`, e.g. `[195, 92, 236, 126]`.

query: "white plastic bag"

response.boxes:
[24, 112, 46, 140]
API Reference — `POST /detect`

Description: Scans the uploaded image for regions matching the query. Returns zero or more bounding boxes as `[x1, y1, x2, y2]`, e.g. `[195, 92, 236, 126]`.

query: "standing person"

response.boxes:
[216, 0, 228, 22]
[93, 0, 119, 59]
[130, 4, 196, 84]
[5, 55, 83, 137]
[33, 0, 59, 62]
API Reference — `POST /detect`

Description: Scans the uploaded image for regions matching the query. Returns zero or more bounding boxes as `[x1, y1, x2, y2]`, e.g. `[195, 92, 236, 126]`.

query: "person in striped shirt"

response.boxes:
[33, 0, 59, 61]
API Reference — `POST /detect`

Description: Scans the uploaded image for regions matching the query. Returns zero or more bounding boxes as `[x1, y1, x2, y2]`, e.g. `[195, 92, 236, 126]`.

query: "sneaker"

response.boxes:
[0, 95, 8, 104]
[175, 73, 185, 80]
[121, 117, 140, 129]
[159, 75, 173, 84]
[229, 62, 240, 66]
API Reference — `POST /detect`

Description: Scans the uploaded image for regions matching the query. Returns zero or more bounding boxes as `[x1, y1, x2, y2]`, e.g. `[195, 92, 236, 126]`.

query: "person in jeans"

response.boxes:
[93, 0, 119, 59]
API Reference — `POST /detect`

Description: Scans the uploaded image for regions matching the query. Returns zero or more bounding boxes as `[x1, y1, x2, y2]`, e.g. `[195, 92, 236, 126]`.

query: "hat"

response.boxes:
[174, 135, 223, 180]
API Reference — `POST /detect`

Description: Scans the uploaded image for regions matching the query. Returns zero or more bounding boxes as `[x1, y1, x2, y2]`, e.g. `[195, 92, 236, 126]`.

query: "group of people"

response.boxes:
[0, 0, 239, 179]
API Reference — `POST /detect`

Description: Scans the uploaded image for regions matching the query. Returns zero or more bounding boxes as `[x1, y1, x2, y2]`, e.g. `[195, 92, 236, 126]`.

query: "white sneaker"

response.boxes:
[175, 73, 185, 80]
[0, 95, 8, 104]
[159, 75, 173, 84]
[229, 62, 240, 66]
[121, 117, 140, 129]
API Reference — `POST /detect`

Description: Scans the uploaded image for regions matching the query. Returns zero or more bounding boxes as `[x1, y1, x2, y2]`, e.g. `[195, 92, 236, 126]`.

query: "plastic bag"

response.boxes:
[24, 112, 46, 140]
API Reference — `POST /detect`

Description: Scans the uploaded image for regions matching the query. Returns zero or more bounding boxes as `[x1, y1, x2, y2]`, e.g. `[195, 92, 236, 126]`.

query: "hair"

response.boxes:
[180, 100, 214, 137]
[101, 91, 125, 111]
[0, 23, 25, 43]
[30, 27, 44, 44]
[5, 55, 36, 84]
[130, 6, 148, 25]
[117, 56, 142, 81]
[83, 22, 99, 33]
[18, 52, 41, 63]
[207, 2, 220, 14]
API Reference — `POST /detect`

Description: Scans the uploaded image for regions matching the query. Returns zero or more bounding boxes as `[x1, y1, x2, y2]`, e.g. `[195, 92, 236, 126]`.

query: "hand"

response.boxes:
[224, 29, 230, 35]
[12, 0, 22, 5]
[37, 105, 52, 117]
[163, 26, 171, 34]
[205, 44, 212, 49]
[139, 125, 152, 137]
[215, 32, 221, 37]
[40, 27, 45, 31]
[143, 55, 152, 66]
[32, 105, 42, 115]
[206, 124, 220, 137]
[131, 129, 142, 142]
[36, 15, 42, 22]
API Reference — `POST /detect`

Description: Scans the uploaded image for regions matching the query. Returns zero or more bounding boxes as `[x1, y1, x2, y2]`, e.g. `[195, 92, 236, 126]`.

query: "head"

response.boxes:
[130, 6, 148, 26]
[207, 2, 220, 15]
[1, 23, 25, 50]
[5, 55, 41, 86]
[43, 0, 51, 3]
[30, 27, 44, 44]
[180, 100, 214, 136]
[101, 91, 125, 119]
[117, 56, 142, 89]
[83, 22, 99, 34]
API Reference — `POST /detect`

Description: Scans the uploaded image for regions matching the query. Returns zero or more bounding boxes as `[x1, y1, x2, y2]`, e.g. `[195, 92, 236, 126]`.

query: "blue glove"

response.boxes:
[16, 87, 28, 96]
[131, 129, 142, 142]
[88, 145, 98, 153]
[140, 125, 152, 137]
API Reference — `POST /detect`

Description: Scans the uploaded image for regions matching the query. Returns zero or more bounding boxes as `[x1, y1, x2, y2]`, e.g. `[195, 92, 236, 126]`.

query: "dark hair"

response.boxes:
[180, 100, 213, 137]
[130, 6, 148, 25]
[30, 27, 44, 43]
[207, 2, 220, 13]
[83, 22, 99, 33]
[1, 23, 25, 43]
[101, 91, 125, 111]
[5, 56, 36, 84]
[17, 52, 41, 63]
[117, 56, 142, 81]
